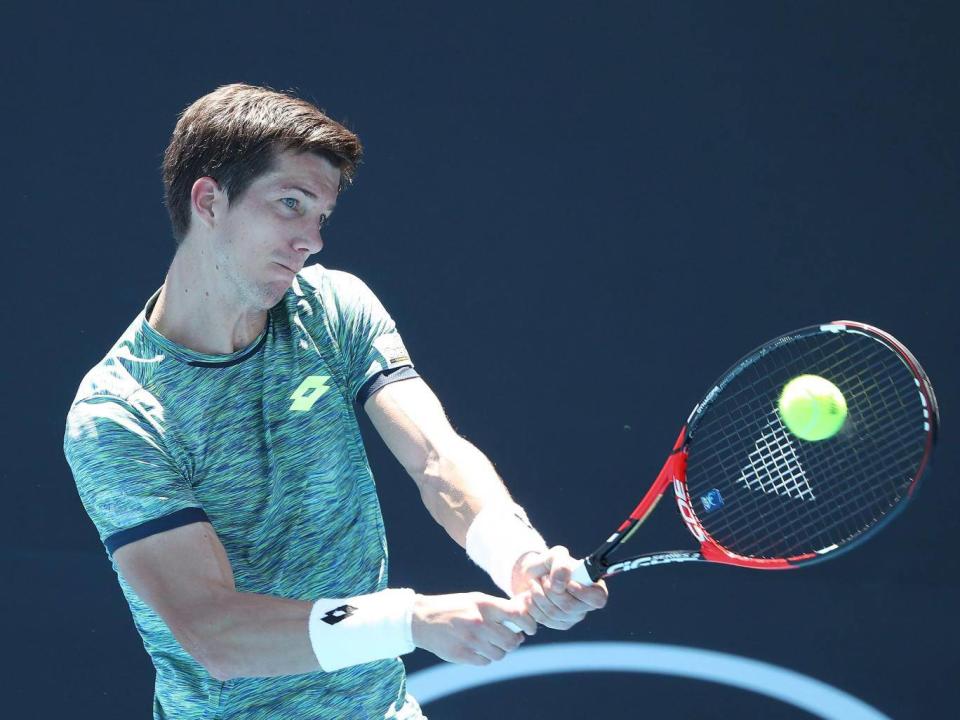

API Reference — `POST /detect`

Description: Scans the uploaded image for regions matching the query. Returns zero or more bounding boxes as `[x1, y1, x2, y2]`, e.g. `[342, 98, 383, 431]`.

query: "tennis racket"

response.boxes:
[570, 320, 938, 585]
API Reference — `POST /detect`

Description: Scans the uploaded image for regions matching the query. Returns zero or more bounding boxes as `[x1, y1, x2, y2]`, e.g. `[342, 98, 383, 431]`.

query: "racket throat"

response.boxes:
[604, 550, 706, 575]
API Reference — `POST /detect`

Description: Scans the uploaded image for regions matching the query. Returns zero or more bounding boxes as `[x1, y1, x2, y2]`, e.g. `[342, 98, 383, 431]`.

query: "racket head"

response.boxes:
[676, 321, 938, 569]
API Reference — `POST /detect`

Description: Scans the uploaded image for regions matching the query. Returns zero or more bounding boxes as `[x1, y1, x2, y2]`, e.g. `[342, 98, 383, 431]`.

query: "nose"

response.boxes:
[296, 230, 324, 255]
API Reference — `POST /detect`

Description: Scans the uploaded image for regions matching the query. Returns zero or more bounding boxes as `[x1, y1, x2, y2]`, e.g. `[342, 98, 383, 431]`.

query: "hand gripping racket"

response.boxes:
[570, 321, 939, 585]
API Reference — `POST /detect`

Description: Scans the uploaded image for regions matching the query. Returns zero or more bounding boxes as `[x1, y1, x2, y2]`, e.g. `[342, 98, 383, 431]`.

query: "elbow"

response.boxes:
[418, 433, 473, 483]
[170, 619, 238, 682]
[192, 639, 237, 682]
[417, 445, 467, 502]
[192, 633, 241, 682]
[417, 446, 443, 489]
[206, 664, 234, 683]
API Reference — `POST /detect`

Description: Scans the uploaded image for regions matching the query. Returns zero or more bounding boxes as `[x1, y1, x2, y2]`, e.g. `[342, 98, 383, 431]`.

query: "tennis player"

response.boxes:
[63, 84, 608, 719]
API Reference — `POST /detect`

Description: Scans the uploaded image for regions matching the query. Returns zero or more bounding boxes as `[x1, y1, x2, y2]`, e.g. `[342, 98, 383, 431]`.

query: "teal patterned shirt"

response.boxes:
[64, 265, 423, 719]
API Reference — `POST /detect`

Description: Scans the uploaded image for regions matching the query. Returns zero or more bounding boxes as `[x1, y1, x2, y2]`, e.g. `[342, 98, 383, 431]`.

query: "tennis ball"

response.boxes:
[778, 375, 847, 441]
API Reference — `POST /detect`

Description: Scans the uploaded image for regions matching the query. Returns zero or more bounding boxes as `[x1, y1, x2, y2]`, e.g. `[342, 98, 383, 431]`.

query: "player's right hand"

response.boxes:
[411, 592, 536, 665]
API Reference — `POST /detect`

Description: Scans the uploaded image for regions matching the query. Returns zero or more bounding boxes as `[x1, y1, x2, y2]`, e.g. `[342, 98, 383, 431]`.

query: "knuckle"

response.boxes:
[452, 649, 473, 664]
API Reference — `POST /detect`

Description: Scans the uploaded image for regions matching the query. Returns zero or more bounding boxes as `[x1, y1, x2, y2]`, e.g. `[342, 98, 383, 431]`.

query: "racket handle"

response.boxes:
[572, 558, 594, 585]
[501, 558, 597, 633]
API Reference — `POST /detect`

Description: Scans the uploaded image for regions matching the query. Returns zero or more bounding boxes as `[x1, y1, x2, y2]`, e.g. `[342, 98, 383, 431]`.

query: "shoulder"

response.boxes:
[294, 264, 373, 300]
[65, 310, 168, 441]
[289, 264, 384, 320]
[72, 320, 155, 400]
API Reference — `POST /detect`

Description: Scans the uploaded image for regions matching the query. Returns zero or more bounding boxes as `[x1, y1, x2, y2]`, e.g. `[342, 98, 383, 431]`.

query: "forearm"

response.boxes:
[192, 591, 317, 680]
[415, 435, 514, 546]
[198, 587, 533, 678]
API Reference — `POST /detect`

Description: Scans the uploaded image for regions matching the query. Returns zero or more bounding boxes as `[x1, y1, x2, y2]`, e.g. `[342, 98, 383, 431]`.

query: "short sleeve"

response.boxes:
[323, 271, 415, 401]
[64, 396, 206, 555]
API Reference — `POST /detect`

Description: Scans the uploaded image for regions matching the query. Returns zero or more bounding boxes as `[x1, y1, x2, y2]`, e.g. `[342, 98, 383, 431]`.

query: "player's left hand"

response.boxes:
[511, 545, 608, 631]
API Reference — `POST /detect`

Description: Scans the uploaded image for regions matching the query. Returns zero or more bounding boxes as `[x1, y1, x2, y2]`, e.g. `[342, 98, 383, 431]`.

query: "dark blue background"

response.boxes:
[2, 2, 957, 717]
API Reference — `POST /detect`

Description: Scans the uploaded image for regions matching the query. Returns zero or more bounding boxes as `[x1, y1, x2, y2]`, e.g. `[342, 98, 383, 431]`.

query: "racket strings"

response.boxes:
[685, 328, 928, 559]
[711, 367, 920, 555]
[719, 383, 918, 552]
[736, 413, 814, 502]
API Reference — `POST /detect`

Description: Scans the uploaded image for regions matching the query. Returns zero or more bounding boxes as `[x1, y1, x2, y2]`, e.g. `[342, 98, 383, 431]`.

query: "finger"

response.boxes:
[529, 593, 584, 631]
[488, 622, 525, 652]
[455, 649, 491, 666]
[520, 553, 552, 581]
[567, 579, 609, 609]
[492, 596, 537, 636]
[526, 579, 571, 630]
[552, 591, 596, 615]
[538, 577, 593, 615]
[483, 605, 528, 649]
[531, 577, 597, 624]
[525, 580, 554, 625]
[546, 547, 573, 591]
[473, 639, 508, 663]
[564, 611, 588, 630]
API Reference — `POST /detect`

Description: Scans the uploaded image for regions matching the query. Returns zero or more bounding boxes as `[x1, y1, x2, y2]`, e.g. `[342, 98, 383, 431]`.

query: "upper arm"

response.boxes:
[363, 377, 460, 478]
[315, 269, 415, 401]
[113, 521, 236, 671]
[65, 397, 230, 665]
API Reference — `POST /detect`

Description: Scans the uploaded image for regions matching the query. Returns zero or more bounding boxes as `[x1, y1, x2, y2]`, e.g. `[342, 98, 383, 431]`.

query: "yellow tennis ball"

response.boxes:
[778, 375, 848, 441]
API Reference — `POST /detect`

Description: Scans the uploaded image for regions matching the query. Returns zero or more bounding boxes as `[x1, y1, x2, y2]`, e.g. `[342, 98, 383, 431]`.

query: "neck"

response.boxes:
[149, 241, 268, 355]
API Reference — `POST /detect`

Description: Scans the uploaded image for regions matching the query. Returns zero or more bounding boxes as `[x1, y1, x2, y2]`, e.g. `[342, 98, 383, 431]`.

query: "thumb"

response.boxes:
[548, 547, 573, 590]
[495, 594, 537, 635]
[517, 550, 552, 581]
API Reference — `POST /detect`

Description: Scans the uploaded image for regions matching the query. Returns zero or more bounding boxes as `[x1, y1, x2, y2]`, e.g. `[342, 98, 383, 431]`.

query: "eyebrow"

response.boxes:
[281, 185, 318, 200]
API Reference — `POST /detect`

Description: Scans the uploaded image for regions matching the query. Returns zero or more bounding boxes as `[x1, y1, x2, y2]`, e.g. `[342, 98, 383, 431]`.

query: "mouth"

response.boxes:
[273, 261, 299, 275]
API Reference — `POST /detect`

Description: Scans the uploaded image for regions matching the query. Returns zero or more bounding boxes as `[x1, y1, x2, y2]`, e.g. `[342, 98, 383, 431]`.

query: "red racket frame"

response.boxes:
[577, 320, 938, 583]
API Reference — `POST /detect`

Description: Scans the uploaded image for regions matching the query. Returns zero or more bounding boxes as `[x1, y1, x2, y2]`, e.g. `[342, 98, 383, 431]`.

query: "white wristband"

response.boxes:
[307, 588, 416, 672]
[465, 503, 548, 596]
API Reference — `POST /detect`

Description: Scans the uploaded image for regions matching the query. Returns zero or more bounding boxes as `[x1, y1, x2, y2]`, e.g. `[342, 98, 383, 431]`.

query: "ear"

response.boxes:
[190, 176, 225, 231]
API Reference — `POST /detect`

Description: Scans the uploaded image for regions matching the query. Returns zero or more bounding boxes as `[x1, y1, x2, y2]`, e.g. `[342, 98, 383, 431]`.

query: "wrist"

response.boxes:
[409, 592, 428, 648]
[465, 502, 548, 596]
[307, 588, 416, 672]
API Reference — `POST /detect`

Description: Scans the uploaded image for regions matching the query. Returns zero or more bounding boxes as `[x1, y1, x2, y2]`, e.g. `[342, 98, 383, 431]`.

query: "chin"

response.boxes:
[245, 280, 290, 310]
[263, 280, 294, 307]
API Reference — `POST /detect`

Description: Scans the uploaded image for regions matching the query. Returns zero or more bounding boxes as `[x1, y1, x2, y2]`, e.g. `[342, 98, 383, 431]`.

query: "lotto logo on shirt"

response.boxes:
[289, 376, 331, 411]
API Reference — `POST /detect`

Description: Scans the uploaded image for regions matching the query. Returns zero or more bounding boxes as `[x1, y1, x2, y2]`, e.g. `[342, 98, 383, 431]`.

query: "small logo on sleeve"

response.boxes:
[289, 376, 331, 412]
[373, 332, 411, 367]
[321, 604, 357, 625]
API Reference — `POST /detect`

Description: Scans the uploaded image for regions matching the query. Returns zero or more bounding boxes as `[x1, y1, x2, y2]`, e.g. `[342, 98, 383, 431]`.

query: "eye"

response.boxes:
[281, 197, 300, 210]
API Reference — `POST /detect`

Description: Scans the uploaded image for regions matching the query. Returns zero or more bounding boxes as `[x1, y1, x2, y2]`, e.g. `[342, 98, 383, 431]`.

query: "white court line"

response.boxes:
[407, 642, 890, 720]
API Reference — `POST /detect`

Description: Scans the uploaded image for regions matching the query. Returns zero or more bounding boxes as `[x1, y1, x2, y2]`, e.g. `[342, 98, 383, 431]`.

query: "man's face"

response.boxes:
[208, 148, 341, 310]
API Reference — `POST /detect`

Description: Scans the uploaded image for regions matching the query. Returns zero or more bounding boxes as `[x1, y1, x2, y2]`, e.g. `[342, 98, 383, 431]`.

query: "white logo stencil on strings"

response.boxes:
[737, 412, 816, 502]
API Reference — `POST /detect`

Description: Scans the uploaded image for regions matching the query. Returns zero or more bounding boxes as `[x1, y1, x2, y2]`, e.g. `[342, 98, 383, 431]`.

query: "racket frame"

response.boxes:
[579, 320, 938, 583]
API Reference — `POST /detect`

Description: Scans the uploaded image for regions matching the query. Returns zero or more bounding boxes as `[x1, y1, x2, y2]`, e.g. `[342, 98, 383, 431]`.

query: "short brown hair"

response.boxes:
[162, 83, 363, 243]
